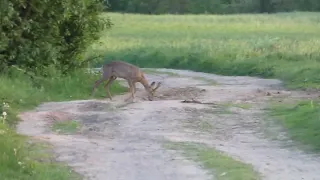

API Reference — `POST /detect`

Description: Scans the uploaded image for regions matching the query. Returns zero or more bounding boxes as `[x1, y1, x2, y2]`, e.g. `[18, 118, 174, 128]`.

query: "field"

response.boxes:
[86, 12, 320, 151]
[88, 12, 320, 90]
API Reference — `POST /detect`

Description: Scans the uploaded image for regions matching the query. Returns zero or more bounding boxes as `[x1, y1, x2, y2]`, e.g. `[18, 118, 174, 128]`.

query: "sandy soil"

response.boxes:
[17, 68, 320, 180]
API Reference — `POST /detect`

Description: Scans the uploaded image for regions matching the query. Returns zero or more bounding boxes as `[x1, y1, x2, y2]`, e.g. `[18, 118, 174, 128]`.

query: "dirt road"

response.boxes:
[17, 68, 320, 180]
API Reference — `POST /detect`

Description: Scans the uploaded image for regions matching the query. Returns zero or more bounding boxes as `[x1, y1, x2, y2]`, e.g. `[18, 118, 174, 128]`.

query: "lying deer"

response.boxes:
[91, 61, 161, 101]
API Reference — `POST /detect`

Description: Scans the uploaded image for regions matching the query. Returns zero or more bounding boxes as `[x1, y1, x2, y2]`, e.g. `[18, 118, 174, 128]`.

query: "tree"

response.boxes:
[0, 0, 112, 76]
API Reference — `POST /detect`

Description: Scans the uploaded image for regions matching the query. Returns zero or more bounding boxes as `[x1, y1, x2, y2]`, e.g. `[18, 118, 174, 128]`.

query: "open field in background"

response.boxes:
[86, 12, 320, 152]
[88, 12, 320, 90]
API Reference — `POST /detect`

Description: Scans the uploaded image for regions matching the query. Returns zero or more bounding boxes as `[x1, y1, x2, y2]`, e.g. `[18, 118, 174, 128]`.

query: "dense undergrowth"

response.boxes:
[88, 12, 320, 152]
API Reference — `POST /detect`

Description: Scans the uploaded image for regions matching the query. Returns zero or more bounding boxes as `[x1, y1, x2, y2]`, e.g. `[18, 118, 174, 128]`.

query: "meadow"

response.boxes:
[87, 12, 320, 151]
[89, 12, 320, 89]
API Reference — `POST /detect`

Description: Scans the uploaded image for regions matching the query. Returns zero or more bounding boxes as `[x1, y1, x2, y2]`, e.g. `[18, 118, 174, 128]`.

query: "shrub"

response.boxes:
[0, 0, 112, 76]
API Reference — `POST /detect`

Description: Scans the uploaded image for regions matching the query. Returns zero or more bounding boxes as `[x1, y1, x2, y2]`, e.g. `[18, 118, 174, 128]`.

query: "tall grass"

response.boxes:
[0, 68, 126, 179]
[88, 12, 320, 90]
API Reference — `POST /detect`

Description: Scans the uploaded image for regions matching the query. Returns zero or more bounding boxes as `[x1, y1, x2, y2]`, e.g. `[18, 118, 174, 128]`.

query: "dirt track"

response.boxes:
[17, 68, 320, 180]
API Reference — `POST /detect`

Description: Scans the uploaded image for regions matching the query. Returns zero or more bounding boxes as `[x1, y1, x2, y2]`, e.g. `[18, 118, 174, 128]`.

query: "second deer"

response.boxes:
[91, 61, 161, 101]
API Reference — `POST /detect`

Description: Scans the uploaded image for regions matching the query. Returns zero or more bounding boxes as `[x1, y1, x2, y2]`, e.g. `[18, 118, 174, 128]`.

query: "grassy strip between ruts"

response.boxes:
[267, 100, 320, 153]
[51, 120, 80, 135]
[0, 69, 126, 180]
[164, 141, 261, 180]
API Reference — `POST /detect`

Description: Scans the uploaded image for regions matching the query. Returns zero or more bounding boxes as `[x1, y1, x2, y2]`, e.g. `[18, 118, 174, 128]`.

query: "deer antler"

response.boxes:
[152, 82, 161, 92]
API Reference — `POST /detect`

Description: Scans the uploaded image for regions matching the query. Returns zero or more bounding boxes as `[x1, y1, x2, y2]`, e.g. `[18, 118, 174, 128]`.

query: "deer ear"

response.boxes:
[150, 81, 156, 87]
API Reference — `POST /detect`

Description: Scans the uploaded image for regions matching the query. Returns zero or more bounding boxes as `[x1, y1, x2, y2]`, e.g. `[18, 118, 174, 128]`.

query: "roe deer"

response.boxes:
[90, 61, 161, 101]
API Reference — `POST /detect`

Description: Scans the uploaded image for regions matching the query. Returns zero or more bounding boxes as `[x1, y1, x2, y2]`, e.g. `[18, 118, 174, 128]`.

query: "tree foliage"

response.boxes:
[106, 0, 320, 14]
[0, 0, 111, 76]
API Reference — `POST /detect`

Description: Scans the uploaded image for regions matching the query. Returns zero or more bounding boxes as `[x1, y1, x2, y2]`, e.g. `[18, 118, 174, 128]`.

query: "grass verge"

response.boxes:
[268, 100, 320, 152]
[165, 141, 261, 180]
[0, 69, 126, 179]
[0, 124, 81, 180]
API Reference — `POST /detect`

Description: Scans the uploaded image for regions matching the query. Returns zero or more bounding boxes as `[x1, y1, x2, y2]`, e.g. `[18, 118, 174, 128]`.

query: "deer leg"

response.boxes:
[132, 82, 137, 94]
[104, 76, 117, 100]
[130, 81, 135, 100]
[91, 78, 105, 97]
[125, 80, 135, 102]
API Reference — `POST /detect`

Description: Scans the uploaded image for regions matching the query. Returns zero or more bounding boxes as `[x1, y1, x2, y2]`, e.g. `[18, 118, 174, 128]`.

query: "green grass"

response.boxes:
[0, 124, 81, 180]
[268, 100, 320, 152]
[51, 121, 80, 134]
[87, 12, 320, 90]
[0, 68, 126, 179]
[165, 141, 261, 180]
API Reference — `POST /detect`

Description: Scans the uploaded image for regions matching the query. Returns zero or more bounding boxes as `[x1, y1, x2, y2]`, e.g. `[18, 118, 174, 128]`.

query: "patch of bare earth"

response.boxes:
[17, 68, 320, 180]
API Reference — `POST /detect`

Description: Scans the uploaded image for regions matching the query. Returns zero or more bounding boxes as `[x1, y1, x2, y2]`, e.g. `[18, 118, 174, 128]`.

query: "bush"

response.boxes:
[0, 0, 111, 76]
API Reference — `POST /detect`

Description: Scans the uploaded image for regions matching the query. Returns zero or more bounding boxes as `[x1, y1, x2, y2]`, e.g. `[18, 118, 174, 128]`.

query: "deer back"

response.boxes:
[103, 61, 143, 81]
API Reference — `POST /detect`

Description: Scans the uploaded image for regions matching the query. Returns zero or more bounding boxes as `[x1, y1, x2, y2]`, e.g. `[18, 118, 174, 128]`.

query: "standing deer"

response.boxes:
[90, 61, 161, 101]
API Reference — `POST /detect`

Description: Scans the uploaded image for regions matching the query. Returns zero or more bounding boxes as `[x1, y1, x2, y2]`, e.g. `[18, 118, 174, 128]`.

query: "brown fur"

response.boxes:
[91, 61, 161, 101]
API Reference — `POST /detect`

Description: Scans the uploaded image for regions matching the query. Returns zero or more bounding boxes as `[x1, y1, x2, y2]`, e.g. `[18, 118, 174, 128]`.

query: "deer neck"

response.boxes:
[140, 77, 152, 93]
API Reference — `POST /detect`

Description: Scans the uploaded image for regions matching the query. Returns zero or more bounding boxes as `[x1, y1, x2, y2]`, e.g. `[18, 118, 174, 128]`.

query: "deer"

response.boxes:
[90, 61, 161, 101]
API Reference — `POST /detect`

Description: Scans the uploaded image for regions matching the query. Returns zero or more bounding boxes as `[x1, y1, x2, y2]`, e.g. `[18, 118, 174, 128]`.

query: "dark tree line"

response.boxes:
[106, 0, 320, 14]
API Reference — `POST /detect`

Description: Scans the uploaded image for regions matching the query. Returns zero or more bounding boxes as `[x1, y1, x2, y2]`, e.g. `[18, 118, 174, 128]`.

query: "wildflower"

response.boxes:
[3, 102, 9, 108]
[13, 148, 17, 156]
[1, 112, 6, 124]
